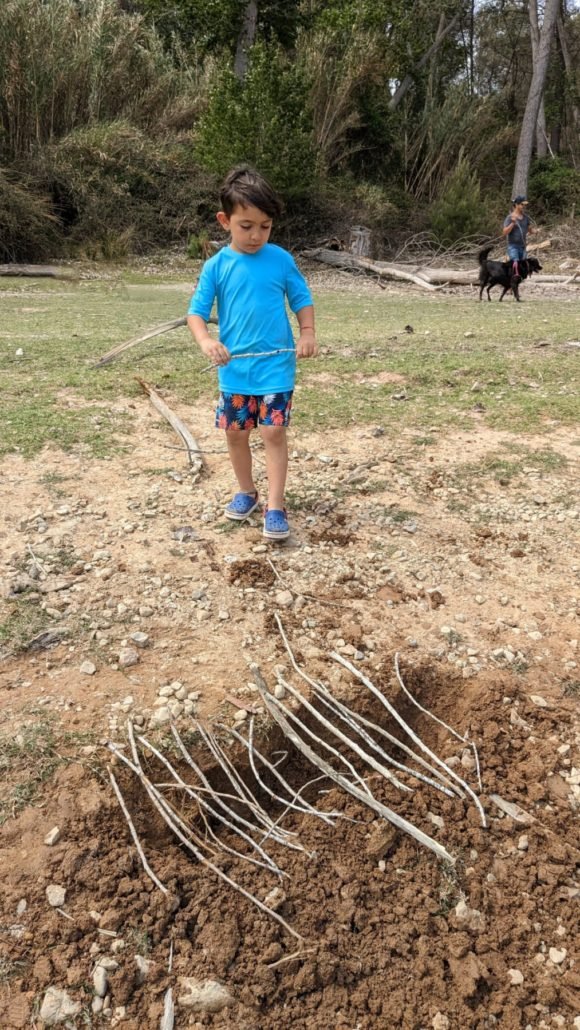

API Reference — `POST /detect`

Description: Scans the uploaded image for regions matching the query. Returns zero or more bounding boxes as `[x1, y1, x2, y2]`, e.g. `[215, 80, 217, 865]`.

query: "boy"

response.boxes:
[187, 166, 317, 540]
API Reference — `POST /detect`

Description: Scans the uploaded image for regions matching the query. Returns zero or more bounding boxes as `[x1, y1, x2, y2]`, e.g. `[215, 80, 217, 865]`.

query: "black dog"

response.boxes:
[478, 247, 542, 302]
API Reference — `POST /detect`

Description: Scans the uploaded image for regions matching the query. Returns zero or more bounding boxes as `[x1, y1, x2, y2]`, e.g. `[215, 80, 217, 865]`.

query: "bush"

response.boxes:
[0, 169, 59, 261]
[36, 121, 215, 253]
[529, 157, 580, 215]
[195, 42, 317, 204]
[429, 156, 489, 246]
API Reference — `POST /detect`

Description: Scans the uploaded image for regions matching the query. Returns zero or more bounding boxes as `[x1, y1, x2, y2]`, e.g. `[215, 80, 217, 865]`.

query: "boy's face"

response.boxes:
[217, 203, 273, 255]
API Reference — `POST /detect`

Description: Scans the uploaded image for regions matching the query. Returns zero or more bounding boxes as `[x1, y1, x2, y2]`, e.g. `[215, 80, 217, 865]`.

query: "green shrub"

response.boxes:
[37, 121, 215, 253]
[429, 155, 489, 246]
[529, 157, 580, 215]
[195, 42, 317, 203]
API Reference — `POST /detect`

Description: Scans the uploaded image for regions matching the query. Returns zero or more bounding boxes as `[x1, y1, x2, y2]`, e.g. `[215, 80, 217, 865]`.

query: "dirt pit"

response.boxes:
[1, 659, 579, 1030]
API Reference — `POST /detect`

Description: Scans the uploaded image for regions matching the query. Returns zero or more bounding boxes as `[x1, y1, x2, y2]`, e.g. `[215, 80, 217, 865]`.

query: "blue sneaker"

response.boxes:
[224, 491, 259, 521]
[263, 507, 290, 540]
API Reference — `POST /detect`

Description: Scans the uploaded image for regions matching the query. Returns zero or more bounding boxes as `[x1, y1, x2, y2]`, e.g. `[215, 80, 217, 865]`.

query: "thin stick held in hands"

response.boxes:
[201, 348, 296, 373]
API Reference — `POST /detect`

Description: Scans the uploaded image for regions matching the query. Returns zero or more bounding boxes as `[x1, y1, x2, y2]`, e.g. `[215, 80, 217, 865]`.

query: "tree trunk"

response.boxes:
[512, 0, 559, 198]
[388, 14, 460, 111]
[234, 0, 258, 82]
[529, 0, 549, 158]
[557, 8, 580, 132]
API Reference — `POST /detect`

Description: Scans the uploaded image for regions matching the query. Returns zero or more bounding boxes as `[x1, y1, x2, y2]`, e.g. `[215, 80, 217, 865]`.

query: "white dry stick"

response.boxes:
[331, 652, 487, 828]
[201, 347, 295, 373]
[109, 768, 169, 895]
[136, 377, 206, 472]
[194, 722, 295, 842]
[160, 987, 175, 1030]
[252, 667, 455, 865]
[224, 719, 339, 826]
[110, 740, 303, 940]
[170, 725, 294, 833]
[275, 612, 457, 795]
[315, 682, 461, 796]
[394, 652, 482, 792]
[278, 676, 411, 793]
[311, 680, 455, 797]
[269, 677, 373, 799]
[136, 732, 287, 874]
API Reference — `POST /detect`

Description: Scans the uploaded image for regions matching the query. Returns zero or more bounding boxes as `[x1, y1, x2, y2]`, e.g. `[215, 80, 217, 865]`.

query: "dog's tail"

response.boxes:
[478, 246, 493, 265]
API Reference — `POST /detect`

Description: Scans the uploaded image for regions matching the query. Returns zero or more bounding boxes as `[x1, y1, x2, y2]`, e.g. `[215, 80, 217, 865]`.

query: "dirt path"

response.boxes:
[0, 391, 578, 1028]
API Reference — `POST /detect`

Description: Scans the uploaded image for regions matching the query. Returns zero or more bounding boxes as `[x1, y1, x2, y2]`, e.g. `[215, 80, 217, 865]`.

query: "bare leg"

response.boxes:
[225, 430, 256, 494]
[260, 426, 288, 510]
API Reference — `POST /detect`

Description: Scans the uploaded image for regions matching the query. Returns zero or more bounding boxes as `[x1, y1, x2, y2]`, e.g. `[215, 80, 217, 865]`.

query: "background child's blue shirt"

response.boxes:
[188, 243, 312, 395]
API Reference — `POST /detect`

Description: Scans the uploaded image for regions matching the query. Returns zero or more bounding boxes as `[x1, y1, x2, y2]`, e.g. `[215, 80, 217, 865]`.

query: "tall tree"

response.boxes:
[512, 0, 560, 198]
[234, 0, 258, 80]
[529, 0, 549, 156]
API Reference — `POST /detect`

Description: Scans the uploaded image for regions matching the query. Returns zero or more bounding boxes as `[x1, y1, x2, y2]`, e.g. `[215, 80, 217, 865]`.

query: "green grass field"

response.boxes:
[0, 269, 578, 458]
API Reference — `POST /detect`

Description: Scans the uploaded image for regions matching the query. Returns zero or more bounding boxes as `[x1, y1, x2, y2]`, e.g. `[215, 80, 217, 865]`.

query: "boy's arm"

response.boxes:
[187, 314, 230, 366]
[295, 305, 318, 359]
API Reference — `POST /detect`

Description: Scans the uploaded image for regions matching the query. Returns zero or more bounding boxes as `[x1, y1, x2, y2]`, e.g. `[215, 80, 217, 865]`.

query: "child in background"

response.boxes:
[187, 166, 317, 540]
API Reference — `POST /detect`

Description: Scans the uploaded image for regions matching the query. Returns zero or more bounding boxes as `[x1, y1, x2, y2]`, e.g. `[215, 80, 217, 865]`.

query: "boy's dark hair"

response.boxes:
[220, 166, 283, 219]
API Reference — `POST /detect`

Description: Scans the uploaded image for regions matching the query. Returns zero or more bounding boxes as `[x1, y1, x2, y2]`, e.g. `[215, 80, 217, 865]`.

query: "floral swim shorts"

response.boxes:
[215, 391, 293, 430]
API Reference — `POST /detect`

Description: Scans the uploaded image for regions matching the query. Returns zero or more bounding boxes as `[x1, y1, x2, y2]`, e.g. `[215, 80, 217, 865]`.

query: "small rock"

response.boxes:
[233, 709, 247, 723]
[264, 887, 286, 912]
[135, 955, 154, 985]
[464, 331, 475, 338]
[93, 966, 108, 998]
[16, 899, 27, 917]
[118, 648, 139, 669]
[149, 706, 171, 727]
[517, 834, 529, 851]
[529, 694, 549, 707]
[508, 968, 524, 985]
[80, 661, 96, 676]
[274, 682, 286, 700]
[460, 748, 476, 772]
[275, 590, 294, 608]
[548, 947, 566, 965]
[130, 632, 150, 649]
[432, 1015, 450, 1030]
[178, 979, 234, 1014]
[39, 987, 81, 1025]
[46, 885, 66, 907]
[454, 898, 485, 931]
[218, 609, 230, 621]
[44, 827, 61, 846]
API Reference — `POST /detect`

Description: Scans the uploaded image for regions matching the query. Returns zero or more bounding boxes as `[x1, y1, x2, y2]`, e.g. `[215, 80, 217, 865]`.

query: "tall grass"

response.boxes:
[0, 0, 202, 162]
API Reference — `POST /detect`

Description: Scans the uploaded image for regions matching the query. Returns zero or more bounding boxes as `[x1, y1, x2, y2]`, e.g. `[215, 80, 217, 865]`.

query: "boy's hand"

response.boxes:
[199, 337, 230, 366]
[296, 333, 318, 359]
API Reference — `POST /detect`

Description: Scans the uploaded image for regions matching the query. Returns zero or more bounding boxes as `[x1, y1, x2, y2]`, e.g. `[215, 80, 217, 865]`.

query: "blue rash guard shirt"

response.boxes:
[188, 243, 313, 396]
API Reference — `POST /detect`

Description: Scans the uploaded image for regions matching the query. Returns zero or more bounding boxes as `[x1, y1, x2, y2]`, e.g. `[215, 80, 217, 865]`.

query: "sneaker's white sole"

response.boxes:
[224, 502, 260, 521]
[263, 527, 290, 540]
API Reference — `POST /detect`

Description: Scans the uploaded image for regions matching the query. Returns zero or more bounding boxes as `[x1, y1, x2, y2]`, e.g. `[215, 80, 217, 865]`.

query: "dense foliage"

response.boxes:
[0, 0, 578, 259]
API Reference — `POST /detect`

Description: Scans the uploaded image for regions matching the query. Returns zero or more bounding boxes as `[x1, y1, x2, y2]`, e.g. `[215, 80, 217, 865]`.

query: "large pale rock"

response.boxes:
[177, 978, 233, 1013]
[39, 988, 81, 1025]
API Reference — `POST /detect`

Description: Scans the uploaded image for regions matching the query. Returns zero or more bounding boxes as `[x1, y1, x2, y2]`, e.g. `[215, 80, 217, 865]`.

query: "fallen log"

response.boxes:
[304, 247, 579, 288]
[303, 249, 446, 290]
[136, 377, 206, 476]
[0, 264, 76, 279]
